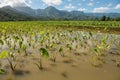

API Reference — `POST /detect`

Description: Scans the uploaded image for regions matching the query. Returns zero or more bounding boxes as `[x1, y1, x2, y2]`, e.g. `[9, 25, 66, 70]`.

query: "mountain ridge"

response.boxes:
[0, 6, 120, 21]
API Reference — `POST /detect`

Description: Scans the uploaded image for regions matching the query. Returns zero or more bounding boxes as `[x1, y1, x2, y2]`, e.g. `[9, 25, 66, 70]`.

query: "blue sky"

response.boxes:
[0, 0, 120, 13]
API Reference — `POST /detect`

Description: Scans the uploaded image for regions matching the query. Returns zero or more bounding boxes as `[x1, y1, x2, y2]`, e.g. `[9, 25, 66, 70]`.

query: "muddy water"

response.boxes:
[0, 31, 120, 80]
[1, 51, 120, 80]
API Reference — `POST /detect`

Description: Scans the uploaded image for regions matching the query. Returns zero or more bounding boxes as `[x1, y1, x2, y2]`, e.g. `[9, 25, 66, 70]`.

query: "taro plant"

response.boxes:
[0, 68, 6, 75]
[89, 32, 93, 38]
[21, 44, 28, 56]
[51, 53, 56, 62]
[96, 35, 109, 56]
[59, 46, 65, 57]
[50, 51, 57, 62]
[19, 41, 28, 56]
[13, 35, 20, 50]
[0, 51, 17, 72]
[94, 47, 99, 56]
[0, 59, 6, 75]
[34, 48, 49, 70]
[66, 44, 72, 51]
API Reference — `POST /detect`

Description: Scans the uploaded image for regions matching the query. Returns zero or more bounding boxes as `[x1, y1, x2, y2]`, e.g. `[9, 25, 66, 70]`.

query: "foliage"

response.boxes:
[39, 48, 49, 58]
[0, 51, 8, 59]
[0, 69, 6, 74]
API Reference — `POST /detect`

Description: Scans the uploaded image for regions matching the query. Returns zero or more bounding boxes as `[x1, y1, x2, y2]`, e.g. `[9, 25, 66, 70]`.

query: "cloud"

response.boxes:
[93, 7, 109, 13]
[65, 3, 75, 9]
[115, 4, 120, 9]
[27, 0, 32, 4]
[88, 2, 93, 6]
[42, 0, 62, 6]
[78, 8, 87, 11]
[0, 0, 31, 7]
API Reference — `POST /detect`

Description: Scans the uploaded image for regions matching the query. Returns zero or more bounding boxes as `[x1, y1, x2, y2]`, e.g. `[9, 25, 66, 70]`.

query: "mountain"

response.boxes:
[0, 6, 36, 21]
[0, 6, 120, 21]
[14, 6, 36, 16]
[37, 6, 69, 17]
[35, 6, 89, 20]
[36, 6, 73, 20]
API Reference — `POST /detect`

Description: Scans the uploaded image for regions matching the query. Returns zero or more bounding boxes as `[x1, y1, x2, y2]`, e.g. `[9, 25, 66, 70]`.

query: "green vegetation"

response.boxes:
[0, 21, 120, 33]
[0, 21, 120, 77]
[34, 48, 49, 70]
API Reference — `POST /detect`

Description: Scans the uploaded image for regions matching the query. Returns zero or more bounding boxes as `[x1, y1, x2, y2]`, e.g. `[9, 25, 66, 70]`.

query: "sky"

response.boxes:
[0, 0, 120, 13]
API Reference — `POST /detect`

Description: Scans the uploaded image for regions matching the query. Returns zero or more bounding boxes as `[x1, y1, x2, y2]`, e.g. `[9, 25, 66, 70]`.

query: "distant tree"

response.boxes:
[105, 17, 111, 21]
[94, 17, 99, 21]
[100, 16, 106, 21]
[115, 17, 120, 21]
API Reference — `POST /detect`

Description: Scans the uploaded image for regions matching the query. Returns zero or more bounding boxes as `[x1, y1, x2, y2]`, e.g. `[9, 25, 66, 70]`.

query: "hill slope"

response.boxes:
[0, 6, 120, 21]
[0, 6, 36, 21]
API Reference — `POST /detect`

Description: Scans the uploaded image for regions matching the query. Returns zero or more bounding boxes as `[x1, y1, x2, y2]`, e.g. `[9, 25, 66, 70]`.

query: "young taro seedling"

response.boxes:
[0, 61, 6, 75]
[66, 44, 72, 51]
[93, 47, 100, 56]
[0, 51, 17, 72]
[34, 48, 49, 70]
[59, 46, 65, 57]
[13, 35, 20, 50]
[19, 41, 28, 56]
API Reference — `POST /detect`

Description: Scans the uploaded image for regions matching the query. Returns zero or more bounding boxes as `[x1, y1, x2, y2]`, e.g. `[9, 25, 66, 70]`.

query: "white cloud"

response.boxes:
[28, 0, 32, 4]
[42, 0, 62, 6]
[93, 7, 109, 13]
[115, 4, 120, 9]
[65, 3, 75, 9]
[0, 0, 31, 7]
[88, 2, 93, 6]
[78, 8, 87, 11]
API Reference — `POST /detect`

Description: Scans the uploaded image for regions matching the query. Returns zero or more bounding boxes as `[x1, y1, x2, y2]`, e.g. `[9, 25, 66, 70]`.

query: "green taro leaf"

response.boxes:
[66, 44, 70, 48]
[13, 36, 19, 41]
[94, 48, 98, 53]
[19, 41, 23, 49]
[0, 69, 6, 74]
[22, 44, 27, 50]
[102, 35, 108, 44]
[39, 48, 49, 58]
[40, 31, 45, 35]
[89, 32, 93, 37]
[59, 47, 63, 52]
[0, 51, 8, 59]
[93, 48, 99, 56]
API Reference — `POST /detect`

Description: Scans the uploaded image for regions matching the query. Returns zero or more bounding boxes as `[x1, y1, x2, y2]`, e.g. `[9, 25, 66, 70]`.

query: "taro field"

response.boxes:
[0, 21, 120, 80]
